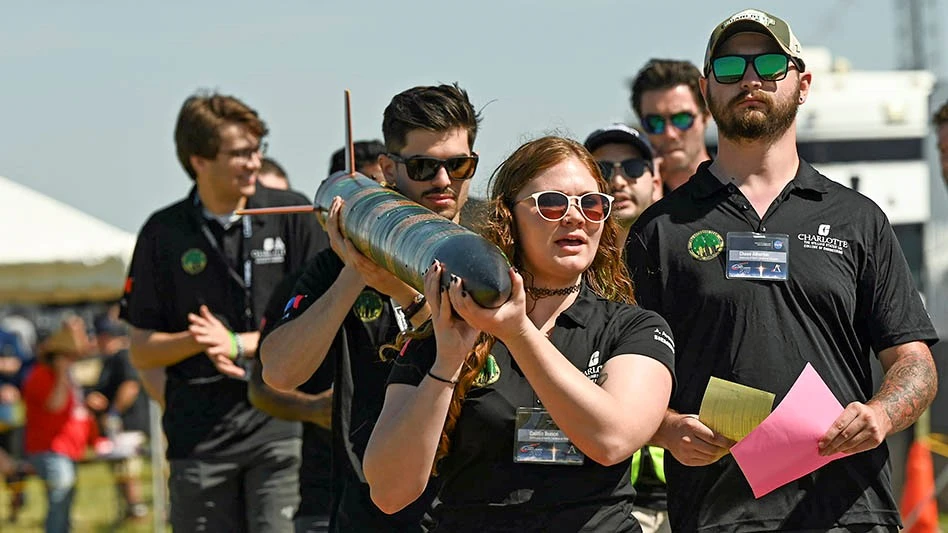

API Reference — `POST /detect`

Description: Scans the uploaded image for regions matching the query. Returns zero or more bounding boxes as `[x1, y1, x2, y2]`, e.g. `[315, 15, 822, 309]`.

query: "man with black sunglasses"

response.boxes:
[629, 60, 712, 193]
[261, 83, 480, 532]
[584, 123, 661, 248]
[628, 8, 938, 533]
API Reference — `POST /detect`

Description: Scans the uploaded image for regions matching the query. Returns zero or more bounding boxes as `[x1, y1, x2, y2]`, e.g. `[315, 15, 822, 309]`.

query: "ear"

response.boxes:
[379, 153, 397, 185]
[698, 76, 709, 105]
[797, 70, 812, 104]
[190, 154, 209, 178]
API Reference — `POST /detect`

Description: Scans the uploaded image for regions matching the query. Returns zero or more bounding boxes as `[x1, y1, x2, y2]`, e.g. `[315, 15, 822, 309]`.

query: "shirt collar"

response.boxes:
[690, 157, 828, 200]
[557, 282, 599, 329]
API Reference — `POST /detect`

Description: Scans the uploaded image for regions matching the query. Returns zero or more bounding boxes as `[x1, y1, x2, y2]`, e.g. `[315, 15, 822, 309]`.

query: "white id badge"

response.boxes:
[513, 407, 584, 465]
[726, 232, 789, 281]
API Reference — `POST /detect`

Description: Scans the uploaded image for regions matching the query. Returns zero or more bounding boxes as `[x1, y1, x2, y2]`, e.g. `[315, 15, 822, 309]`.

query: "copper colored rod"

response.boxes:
[235, 205, 316, 216]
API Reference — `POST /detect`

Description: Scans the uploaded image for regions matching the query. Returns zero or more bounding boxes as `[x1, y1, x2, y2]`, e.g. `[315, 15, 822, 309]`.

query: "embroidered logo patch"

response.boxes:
[353, 291, 384, 323]
[180, 248, 207, 275]
[472, 354, 501, 388]
[688, 230, 724, 261]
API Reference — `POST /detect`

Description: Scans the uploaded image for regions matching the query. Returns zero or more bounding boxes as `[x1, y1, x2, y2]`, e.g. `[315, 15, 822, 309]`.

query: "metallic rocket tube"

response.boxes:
[314, 170, 512, 308]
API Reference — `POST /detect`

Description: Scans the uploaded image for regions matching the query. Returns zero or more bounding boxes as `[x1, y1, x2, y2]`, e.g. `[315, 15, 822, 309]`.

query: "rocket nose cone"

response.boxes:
[435, 234, 512, 308]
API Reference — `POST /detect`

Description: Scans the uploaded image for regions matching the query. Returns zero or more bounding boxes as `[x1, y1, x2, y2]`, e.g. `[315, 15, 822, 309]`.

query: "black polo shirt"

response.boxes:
[274, 249, 439, 532]
[627, 160, 939, 532]
[388, 285, 676, 533]
[259, 269, 334, 519]
[121, 186, 327, 460]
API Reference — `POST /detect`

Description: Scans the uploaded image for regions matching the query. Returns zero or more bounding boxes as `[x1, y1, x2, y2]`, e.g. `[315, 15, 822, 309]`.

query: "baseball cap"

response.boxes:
[583, 124, 655, 162]
[703, 8, 805, 75]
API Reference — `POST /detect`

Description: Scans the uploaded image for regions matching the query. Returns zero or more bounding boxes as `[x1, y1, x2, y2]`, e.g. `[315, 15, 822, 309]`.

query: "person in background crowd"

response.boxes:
[85, 312, 150, 522]
[22, 316, 97, 533]
[629, 59, 712, 193]
[258, 157, 291, 191]
[121, 90, 328, 532]
[328, 139, 386, 182]
[583, 124, 668, 532]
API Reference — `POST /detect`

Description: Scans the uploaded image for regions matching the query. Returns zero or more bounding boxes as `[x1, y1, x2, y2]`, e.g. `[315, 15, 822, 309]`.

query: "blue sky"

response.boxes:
[2, 0, 943, 233]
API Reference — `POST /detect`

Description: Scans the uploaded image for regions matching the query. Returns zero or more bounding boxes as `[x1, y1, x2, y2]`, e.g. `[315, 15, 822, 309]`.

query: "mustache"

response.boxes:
[730, 91, 774, 107]
[422, 186, 457, 197]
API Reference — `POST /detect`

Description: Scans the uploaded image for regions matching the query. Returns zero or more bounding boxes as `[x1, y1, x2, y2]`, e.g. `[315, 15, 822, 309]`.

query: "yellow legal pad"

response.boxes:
[699, 377, 776, 442]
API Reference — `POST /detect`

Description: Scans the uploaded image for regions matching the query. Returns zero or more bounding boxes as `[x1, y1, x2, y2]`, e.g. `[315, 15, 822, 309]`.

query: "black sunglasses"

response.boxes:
[711, 53, 794, 84]
[596, 158, 652, 180]
[386, 153, 479, 182]
[642, 112, 696, 135]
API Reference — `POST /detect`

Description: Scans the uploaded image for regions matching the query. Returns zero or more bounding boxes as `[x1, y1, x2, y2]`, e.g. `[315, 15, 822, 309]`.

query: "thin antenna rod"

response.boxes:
[345, 89, 355, 176]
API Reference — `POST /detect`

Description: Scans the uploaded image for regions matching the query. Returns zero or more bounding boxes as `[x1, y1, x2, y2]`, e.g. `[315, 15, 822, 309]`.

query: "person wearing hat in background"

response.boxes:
[85, 310, 150, 522]
[22, 316, 98, 533]
[584, 124, 663, 247]
[584, 124, 668, 533]
[627, 8, 939, 532]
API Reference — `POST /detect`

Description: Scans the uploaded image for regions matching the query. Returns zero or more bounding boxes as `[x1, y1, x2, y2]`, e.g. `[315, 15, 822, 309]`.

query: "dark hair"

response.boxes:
[934, 100, 948, 127]
[328, 139, 386, 174]
[381, 83, 480, 154]
[260, 157, 288, 179]
[628, 59, 707, 118]
[174, 91, 268, 180]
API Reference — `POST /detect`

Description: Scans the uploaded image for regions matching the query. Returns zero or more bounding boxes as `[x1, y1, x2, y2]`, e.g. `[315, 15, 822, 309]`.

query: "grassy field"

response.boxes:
[0, 458, 167, 533]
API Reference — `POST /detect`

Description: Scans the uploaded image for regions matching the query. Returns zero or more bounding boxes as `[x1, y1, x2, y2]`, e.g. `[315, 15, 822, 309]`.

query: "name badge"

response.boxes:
[726, 232, 789, 281]
[513, 407, 584, 465]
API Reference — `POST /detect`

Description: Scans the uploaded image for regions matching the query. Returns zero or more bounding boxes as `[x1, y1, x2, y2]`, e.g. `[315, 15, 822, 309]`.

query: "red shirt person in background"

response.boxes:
[22, 316, 96, 533]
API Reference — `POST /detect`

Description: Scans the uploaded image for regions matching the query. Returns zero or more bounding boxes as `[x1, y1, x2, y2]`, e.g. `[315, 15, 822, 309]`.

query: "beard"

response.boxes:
[708, 83, 800, 143]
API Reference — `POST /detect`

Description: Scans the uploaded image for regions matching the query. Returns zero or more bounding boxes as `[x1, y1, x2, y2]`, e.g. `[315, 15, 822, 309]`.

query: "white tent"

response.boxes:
[0, 176, 135, 303]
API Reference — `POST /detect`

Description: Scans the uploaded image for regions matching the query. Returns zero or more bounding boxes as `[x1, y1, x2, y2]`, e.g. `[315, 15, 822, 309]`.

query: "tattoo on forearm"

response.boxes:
[874, 351, 937, 433]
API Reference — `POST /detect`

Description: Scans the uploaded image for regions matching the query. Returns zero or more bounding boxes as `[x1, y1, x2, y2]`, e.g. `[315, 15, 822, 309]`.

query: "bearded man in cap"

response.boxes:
[627, 8, 938, 532]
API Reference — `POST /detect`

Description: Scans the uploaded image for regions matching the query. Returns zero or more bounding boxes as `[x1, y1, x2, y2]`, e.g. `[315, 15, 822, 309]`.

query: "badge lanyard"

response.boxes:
[194, 196, 256, 330]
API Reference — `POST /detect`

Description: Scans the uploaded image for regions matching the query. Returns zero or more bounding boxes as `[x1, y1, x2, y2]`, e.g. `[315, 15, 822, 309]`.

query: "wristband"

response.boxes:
[229, 332, 244, 360]
[402, 293, 427, 321]
[427, 369, 458, 385]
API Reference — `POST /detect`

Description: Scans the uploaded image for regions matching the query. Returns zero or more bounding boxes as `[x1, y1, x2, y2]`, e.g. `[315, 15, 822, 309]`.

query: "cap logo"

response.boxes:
[725, 9, 775, 28]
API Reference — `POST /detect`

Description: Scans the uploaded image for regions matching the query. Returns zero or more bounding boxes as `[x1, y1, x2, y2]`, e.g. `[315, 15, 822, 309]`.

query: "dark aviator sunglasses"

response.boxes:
[596, 158, 652, 181]
[642, 112, 696, 135]
[386, 153, 479, 182]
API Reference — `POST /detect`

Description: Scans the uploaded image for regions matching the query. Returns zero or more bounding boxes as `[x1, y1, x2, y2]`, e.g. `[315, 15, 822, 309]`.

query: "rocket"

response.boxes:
[239, 90, 512, 308]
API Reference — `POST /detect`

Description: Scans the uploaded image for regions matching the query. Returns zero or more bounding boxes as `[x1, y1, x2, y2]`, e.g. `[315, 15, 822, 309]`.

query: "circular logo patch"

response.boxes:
[180, 248, 207, 275]
[472, 354, 501, 388]
[688, 230, 724, 261]
[353, 291, 384, 323]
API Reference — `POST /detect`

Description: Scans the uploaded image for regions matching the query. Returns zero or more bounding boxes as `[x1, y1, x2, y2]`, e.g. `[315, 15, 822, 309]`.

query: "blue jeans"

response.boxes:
[29, 452, 76, 533]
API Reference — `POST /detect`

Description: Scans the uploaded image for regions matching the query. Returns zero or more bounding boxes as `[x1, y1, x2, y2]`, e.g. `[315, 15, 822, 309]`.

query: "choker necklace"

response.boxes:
[525, 283, 581, 299]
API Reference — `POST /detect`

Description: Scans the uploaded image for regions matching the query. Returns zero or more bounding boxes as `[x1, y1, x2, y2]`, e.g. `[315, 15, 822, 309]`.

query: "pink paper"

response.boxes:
[730, 363, 847, 498]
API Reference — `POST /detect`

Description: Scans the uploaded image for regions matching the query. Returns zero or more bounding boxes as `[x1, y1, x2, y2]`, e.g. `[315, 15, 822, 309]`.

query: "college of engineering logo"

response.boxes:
[688, 230, 724, 261]
[180, 248, 207, 275]
[798, 223, 849, 255]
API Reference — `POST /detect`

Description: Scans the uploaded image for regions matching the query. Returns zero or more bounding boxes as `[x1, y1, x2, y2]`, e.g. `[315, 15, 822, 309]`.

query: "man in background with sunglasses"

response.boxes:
[584, 123, 661, 248]
[630, 59, 712, 193]
[628, 9, 938, 532]
[262, 83, 480, 532]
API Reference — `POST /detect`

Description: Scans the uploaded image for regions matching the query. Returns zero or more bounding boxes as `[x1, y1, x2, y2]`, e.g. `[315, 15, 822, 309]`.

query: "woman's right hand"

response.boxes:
[426, 261, 480, 380]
